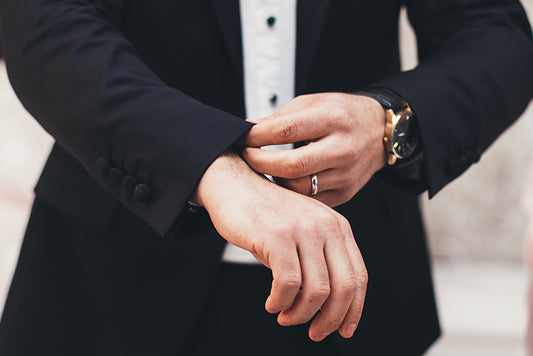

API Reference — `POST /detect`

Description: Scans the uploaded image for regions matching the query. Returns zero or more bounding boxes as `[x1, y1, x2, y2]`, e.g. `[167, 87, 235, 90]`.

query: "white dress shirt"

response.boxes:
[221, 0, 297, 264]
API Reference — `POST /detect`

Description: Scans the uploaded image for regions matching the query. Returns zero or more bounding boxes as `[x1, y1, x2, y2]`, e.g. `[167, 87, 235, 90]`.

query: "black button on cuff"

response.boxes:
[269, 94, 278, 104]
[122, 175, 137, 194]
[267, 16, 276, 27]
[108, 167, 123, 185]
[134, 183, 152, 202]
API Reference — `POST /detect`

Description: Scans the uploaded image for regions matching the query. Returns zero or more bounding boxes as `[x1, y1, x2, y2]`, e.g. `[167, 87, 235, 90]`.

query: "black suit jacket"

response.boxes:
[0, 0, 532, 355]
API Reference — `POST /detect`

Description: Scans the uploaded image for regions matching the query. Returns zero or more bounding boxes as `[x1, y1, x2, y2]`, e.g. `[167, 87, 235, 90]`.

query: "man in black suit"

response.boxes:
[0, 0, 532, 355]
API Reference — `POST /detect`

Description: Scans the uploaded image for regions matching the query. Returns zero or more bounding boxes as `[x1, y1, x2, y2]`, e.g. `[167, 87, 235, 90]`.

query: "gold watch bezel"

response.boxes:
[383, 103, 413, 165]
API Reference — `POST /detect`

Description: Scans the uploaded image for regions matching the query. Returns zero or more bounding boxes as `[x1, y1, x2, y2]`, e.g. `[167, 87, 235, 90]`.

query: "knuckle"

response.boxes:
[279, 273, 302, 289]
[321, 213, 338, 232]
[276, 225, 295, 238]
[300, 222, 324, 245]
[337, 214, 350, 227]
[355, 268, 368, 290]
[322, 111, 336, 126]
[263, 233, 296, 257]
[340, 275, 358, 294]
[338, 108, 350, 122]
[317, 210, 342, 232]
[284, 155, 307, 178]
[278, 119, 298, 141]
[298, 218, 318, 233]
[337, 214, 351, 228]
[339, 143, 358, 160]
[317, 207, 336, 221]
[357, 268, 369, 288]
[310, 281, 331, 299]
[330, 104, 349, 123]
[266, 232, 289, 250]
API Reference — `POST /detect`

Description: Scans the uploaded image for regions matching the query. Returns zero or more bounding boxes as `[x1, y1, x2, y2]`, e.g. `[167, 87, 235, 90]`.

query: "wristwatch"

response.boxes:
[357, 88, 419, 165]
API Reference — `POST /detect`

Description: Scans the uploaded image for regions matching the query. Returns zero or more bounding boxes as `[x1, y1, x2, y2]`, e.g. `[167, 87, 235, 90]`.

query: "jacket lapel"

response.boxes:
[209, 0, 243, 83]
[210, 0, 331, 94]
[295, 0, 331, 94]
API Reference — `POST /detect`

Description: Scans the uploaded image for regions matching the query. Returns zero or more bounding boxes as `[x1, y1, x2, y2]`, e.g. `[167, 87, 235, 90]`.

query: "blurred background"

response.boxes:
[1, 3, 532, 354]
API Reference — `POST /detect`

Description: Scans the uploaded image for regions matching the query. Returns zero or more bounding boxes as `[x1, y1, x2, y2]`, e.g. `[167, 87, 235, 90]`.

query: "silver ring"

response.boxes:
[311, 175, 318, 196]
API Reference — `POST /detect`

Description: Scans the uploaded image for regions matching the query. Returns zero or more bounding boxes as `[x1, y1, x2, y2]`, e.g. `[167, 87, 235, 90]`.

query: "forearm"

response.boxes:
[0, 0, 252, 237]
[377, 0, 533, 197]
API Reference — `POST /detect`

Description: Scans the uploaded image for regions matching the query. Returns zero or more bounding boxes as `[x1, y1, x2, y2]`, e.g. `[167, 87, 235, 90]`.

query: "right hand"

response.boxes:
[192, 150, 368, 342]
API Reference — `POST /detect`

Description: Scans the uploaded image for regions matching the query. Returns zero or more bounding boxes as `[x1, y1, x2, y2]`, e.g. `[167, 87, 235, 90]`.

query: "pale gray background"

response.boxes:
[1, 2, 533, 354]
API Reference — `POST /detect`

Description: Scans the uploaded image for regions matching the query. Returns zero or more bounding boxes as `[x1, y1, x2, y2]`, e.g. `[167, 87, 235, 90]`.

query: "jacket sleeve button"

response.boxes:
[121, 175, 137, 194]
[108, 167, 124, 185]
[97, 157, 110, 175]
[134, 183, 152, 202]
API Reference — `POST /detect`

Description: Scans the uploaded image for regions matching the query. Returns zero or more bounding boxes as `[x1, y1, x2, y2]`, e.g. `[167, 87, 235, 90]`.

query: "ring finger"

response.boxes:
[274, 169, 345, 196]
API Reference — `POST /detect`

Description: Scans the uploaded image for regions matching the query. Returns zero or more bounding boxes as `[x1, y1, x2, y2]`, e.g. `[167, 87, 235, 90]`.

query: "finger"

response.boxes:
[243, 112, 331, 147]
[338, 226, 368, 338]
[246, 107, 291, 123]
[265, 239, 303, 314]
[245, 118, 260, 124]
[243, 143, 333, 179]
[277, 240, 330, 327]
[249, 98, 305, 124]
[308, 233, 357, 342]
[275, 169, 344, 196]
[236, 114, 284, 146]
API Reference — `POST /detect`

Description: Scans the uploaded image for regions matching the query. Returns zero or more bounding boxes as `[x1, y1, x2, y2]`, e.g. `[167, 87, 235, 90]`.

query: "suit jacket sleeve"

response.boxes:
[376, 0, 533, 198]
[0, 0, 253, 238]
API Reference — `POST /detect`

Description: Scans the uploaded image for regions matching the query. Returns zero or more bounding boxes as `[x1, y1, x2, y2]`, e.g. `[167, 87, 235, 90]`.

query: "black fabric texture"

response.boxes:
[0, 0, 531, 354]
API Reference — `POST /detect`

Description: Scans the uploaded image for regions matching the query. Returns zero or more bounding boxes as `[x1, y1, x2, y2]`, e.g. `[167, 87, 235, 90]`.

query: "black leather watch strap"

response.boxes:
[356, 87, 407, 111]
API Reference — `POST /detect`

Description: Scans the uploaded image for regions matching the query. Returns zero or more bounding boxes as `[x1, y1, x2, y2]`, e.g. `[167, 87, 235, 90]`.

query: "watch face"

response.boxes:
[392, 111, 418, 159]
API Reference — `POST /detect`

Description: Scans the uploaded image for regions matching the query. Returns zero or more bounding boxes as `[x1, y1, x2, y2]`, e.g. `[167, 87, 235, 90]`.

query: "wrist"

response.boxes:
[192, 149, 268, 210]
[354, 94, 388, 170]
[192, 150, 237, 208]
[356, 88, 419, 165]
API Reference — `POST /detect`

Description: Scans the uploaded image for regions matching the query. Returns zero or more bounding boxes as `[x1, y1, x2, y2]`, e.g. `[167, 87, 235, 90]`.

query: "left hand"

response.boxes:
[241, 93, 387, 207]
